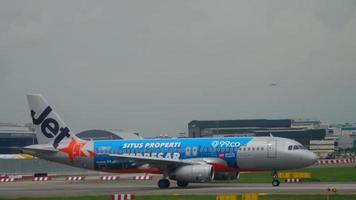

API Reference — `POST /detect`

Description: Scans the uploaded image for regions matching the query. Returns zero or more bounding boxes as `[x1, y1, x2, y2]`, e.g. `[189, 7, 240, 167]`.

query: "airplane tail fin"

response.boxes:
[26, 94, 79, 149]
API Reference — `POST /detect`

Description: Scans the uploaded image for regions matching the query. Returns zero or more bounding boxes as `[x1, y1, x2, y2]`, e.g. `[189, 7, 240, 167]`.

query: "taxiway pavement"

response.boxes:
[0, 178, 356, 197]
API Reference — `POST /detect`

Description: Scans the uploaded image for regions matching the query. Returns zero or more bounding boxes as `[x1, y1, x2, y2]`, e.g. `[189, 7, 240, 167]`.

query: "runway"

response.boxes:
[1, 178, 356, 197]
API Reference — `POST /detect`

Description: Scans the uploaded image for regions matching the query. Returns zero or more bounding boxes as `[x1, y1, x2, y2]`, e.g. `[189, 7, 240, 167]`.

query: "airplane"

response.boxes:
[22, 94, 318, 189]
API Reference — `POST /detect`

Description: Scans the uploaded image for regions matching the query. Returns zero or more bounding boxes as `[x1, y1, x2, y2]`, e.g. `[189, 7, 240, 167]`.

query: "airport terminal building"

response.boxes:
[188, 119, 327, 148]
[0, 123, 142, 154]
[0, 123, 36, 154]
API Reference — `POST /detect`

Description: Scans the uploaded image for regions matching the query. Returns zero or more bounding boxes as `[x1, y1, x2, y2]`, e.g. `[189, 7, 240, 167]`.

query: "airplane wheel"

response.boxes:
[272, 179, 280, 187]
[158, 179, 170, 189]
[177, 180, 189, 188]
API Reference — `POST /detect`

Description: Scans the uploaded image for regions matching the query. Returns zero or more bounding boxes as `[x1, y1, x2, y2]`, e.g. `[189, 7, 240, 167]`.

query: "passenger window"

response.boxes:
[288, 145, 293, 150]
[256, 147, 259, 151]
[261, 147, 264, 151]
[247, 147, 250, 151]
[252, 147, 255, 151]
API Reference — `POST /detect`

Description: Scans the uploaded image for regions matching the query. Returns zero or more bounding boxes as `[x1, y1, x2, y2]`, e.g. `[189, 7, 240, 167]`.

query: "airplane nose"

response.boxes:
[305, 151, 318, 166]
[311, 152, 318, 163]
[296, 151, 318, 168]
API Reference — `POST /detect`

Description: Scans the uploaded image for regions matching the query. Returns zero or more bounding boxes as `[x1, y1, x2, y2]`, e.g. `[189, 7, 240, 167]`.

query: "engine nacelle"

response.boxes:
[213, 171, 240, 180]
[169, 165, 214, 183]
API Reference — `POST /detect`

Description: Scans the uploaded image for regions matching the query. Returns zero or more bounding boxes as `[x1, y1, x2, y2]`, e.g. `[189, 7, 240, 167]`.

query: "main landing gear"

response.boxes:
[271, 169, 280, 187]
[177, 180, 189, 188]
[158, 179, 170, 189]
[158, 179, 189, 188]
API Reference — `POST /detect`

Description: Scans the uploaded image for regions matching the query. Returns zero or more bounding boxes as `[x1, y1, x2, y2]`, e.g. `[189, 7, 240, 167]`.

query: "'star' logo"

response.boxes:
[59, 138, 95, 162]
[31, 106, 70, 148]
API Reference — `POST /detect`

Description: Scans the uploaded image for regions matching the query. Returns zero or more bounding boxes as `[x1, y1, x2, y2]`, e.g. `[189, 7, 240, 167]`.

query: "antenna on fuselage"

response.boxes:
[269, 133, 274, 137]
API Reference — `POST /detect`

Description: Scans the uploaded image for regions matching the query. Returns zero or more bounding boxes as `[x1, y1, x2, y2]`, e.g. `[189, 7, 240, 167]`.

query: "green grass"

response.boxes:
[303, 167, 356, 182]
[1, 195, 356, 200]
[220, 167, 356, 183]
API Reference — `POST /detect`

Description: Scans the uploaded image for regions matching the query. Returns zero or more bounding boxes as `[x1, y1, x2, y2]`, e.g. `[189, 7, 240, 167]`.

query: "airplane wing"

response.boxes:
[100, 153, 204, 167]
[0, 154, 35, 159]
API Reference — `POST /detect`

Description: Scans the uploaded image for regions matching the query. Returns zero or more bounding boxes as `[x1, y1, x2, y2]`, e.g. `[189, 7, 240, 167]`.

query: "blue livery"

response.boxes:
[93, 137, 253, 170]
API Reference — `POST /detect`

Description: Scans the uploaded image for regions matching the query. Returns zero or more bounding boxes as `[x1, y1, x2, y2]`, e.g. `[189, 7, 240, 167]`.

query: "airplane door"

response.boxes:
[267, 139, 277, 158]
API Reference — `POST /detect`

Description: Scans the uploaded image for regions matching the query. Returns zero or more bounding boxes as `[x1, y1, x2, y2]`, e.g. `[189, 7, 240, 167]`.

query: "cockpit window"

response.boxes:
[293, 145, 306, 150]
[288, 145, 293, 150]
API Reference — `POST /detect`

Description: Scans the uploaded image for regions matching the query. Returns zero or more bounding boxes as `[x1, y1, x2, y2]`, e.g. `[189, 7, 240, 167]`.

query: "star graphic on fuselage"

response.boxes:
[59, 138, 93, 162]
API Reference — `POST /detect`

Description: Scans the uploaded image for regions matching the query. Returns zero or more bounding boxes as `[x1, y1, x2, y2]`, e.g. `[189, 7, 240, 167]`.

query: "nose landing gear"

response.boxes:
[271, 169, 280, 187]
[272, 179, 280, 186]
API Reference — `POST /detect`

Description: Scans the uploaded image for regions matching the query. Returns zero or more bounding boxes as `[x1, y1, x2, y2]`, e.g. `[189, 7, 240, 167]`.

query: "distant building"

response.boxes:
[309, 139, 335, 159]
[291, 119, 321, 129]
[328, 124, 356, 150]
[0, 123, 141, 154]
[188, 119, 326, 147]
[178, 132, 188, 138]
[337, 127, 356, 150]
[76, 129, 142, 140]
[0, 123, 36, 154]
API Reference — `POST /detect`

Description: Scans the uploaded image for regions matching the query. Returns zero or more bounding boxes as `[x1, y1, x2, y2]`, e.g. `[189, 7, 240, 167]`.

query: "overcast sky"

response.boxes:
[1, 0, 356, 136]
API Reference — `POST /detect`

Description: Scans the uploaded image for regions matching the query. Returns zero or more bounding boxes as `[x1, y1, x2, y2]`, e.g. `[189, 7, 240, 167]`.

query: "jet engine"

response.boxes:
[213, 171, 239, 180]
[169, 164, 214, 183]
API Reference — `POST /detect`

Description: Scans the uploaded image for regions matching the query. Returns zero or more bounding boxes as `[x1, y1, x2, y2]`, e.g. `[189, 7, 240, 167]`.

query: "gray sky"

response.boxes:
[1, 0, 356, 136]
